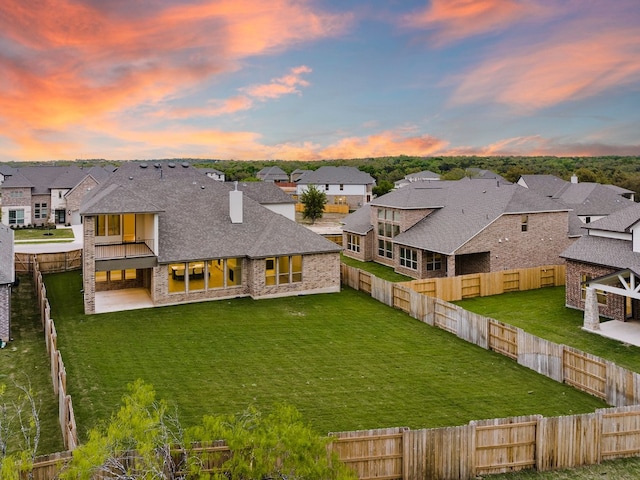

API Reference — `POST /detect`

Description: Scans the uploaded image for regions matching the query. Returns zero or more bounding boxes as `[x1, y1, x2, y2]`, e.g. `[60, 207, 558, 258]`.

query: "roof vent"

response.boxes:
[140, 163, 148, 169]
[182, 162, 189, 168]
[168, 163, 176, 168]
[154, 163, 161, 169]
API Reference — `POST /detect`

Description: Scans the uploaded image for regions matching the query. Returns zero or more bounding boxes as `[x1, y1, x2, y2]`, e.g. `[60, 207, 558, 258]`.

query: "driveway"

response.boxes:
[14, 224, 83, 254]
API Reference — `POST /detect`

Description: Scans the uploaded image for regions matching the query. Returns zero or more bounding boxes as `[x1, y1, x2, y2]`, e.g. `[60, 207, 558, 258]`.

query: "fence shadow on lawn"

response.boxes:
[24, 258, 640, 480]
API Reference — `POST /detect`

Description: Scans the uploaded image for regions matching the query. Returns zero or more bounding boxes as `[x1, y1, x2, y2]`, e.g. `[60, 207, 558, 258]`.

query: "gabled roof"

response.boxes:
[371, 179, 568, 255]
[561, 235, 640, 276]
[342, 204, 373, 235]
[296, 166, 375, 185]
[0, 165, 113, 194]
[518, 174, 567, 198]
[81, 162, 339, 263]
[0, 225, 14, 285]
[582, 202, 640, 234]
[466, 168, 508, 182]
[553, 182, 633, 216]
[230, 181, 294, 205]
[257, 166, 288, 181]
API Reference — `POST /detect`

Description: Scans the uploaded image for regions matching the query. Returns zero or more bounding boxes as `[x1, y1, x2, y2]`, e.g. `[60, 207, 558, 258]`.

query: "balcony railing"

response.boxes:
[95, 239, 155, 260]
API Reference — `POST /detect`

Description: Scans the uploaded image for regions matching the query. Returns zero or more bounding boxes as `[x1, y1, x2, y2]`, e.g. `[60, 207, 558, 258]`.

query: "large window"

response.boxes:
[346, 234, 360, 253]
[35, 203, 48, 220]
[377, 208, 400, 259]
[168, 258, 243, 294]
[96, 214, 121, 236]
[426, 252, 442, 271]
[399, 247, 418, 270]
[265, 255, 302, 286]
[8, 209, 24, 225]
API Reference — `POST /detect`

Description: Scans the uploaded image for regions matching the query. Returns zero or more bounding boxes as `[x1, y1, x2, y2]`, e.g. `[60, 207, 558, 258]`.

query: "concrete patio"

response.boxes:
[94, 288, 154, 314]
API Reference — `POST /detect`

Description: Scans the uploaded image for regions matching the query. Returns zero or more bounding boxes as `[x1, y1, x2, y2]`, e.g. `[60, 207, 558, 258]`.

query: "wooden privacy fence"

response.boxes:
[295, 203, 350, 214]
[15, 249, 82, 274]
[336, 264, 640, 478]
[33, 258, 79, 451]
[397, 264, 565, 302]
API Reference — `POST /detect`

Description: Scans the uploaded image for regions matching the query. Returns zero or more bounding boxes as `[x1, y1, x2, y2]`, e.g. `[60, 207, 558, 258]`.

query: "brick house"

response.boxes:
[561, 203, 640, 322]
[0, 165, 112, 226]
[0, 224, 14, 344]
[80, 162, 341, 314]
[342, 178, 572, 279]
[296, 166, 375, 210]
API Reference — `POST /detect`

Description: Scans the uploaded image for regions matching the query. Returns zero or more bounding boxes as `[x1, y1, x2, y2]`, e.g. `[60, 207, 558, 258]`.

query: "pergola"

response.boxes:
[583, 269, 640, 330]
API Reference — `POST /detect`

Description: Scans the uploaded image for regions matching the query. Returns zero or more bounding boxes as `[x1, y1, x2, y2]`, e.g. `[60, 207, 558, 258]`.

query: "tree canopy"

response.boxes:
[300, 184, 327, 223]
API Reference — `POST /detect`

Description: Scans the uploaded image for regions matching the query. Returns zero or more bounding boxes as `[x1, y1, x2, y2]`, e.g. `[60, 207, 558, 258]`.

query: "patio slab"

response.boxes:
[586, 320, 640, 348]
[94, 288, 154, 314]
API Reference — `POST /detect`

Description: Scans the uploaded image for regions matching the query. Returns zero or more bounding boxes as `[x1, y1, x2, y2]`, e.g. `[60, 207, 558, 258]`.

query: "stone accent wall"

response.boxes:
[1, 187, 30, 207]
[0, 285, 9, 342]
[565, 260, 625, 321]
[456, 212, 572, 272]
[82, 217, 96, 314]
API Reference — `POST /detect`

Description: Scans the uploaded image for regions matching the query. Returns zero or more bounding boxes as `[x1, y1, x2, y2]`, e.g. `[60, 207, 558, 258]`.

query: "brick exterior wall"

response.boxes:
[0, 285, 9, 342]
[1, 187, 31, 208]
[82, 216, 96, 314]
[565, 260, 626, 321]
[66, 176, 99, 216]
[31, 194, 50, 225]
[456, 211, 572, 273]
[342, 231, 374, 262]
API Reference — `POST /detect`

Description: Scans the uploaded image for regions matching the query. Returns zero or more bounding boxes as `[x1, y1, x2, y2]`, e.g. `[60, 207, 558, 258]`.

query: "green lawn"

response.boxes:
[340, 254, 412, 282]
[0, 276, 66, 455]
[455, 287, 640, 374]
[13, 227, 75, 241]
[44, 271, 607, 444]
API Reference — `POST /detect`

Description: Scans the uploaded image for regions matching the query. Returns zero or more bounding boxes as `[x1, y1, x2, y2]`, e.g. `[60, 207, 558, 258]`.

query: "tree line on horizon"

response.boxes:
[4, 155, 640, 196]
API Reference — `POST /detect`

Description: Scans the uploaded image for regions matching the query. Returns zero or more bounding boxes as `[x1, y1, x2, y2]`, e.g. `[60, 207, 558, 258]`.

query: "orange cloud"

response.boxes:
[403, 0, 550, 46]
[0, 1, 350, 158]
[242, 66, 312, 100]
[451, 24, 640, 111]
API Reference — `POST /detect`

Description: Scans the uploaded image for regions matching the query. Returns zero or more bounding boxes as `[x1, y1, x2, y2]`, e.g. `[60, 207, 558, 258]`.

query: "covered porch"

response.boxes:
[94, 288, 154, 314]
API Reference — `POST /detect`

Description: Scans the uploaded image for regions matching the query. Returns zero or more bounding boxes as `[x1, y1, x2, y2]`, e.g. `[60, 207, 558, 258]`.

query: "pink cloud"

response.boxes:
[403, 0, 550, 46]
[242, 66, 312, 100]
[0, 1, 350, 159]
[451, 24, 640, 111]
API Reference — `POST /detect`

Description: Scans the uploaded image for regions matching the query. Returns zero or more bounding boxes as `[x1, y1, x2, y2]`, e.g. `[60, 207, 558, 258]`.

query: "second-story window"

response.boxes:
[521, 215, 529, 232]
[377, 208, 400, 259]
[96, 214, 121, 236]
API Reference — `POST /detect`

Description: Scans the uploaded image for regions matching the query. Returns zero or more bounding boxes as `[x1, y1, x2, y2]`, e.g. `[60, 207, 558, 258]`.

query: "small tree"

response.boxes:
[300, 184, 327, 224]
[372, 180, 394, 197]
[0, 379, 42, 480]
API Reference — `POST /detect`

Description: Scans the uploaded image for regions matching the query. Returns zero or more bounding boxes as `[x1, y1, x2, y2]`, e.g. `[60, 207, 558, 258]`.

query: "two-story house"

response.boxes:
[0, 165, 112, 226]
[342, 178, 572, 279]
[561, 202, 640, 322]
[80, 162, 341, 314]
[257, 166, 289, 183]
[296, 166, 375, 210]
[0, 224, 14, 344]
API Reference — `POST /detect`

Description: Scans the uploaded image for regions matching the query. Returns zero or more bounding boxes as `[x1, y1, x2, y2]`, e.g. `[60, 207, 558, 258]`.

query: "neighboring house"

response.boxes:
[79, 162, 341, 315]
[0, 165, 112, 226]
[0, 224, 14, 344]
[342, 178, 572, 279]
[561, 202, 640, 322]
[202, 168, 225, 181]
[394, 170, 440, 188]
[257, 166, 289, 183]
[0, 165, 17, 185]
[518, 174, 636, 237]
[291, 169, 312, 182]
[231, 181, 296, 221]
[295, 166, 375, 210]
[466, 168, 508, 182]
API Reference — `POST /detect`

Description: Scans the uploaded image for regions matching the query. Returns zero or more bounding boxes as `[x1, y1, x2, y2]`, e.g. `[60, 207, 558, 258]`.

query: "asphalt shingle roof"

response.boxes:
[296, 166, 375, 185]
[230, 181, 294, 204]
[80, 162, 339, 263]
[561, 235, 640, 276]
[1, 166, 112, 194]
[342, 204, 373, 235]
[582, 202, 640, 234]
[370, 179, 568, 254]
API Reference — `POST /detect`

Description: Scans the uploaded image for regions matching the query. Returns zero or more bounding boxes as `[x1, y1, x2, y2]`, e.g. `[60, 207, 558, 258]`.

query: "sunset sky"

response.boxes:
[1, 0, 639, 162]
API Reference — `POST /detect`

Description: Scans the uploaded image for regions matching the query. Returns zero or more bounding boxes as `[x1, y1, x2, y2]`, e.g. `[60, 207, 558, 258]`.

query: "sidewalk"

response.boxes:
[14, 224, 83, 254]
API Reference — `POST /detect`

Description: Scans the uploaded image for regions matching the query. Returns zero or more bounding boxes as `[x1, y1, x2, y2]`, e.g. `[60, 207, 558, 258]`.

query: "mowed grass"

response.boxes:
[340, 254, 412, 282]
[0, 276, 66, 455]
[13, 227, 75, 240]
[455, 287, 640, 374]
[45, 272, 608, 443]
